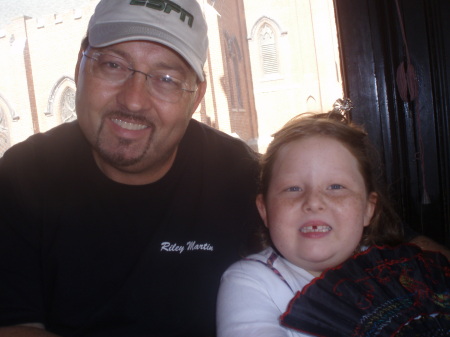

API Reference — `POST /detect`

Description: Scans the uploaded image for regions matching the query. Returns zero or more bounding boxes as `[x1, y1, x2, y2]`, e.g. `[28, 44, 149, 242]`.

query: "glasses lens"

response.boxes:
[86, 52, 195, 103]
[89, 53, 129, 83]
[148, 73, 186, 103]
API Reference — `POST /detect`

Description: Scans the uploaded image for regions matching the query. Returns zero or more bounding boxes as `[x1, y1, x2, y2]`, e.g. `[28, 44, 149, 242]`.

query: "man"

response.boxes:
[0, 1, 261, 336]
[0, 1, 448, 337]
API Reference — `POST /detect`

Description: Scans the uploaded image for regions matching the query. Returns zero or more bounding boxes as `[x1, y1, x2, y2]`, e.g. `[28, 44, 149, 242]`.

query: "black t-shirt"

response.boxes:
[0, 119, 262, 337]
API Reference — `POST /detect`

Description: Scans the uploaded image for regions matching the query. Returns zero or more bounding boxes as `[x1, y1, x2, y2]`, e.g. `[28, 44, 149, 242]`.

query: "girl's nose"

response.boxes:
[302, 190, 325, 212]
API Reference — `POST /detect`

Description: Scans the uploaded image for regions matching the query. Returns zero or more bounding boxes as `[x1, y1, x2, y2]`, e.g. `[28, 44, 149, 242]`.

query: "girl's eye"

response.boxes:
[329, 184, 344, 190]
[287, 186, 302, 192]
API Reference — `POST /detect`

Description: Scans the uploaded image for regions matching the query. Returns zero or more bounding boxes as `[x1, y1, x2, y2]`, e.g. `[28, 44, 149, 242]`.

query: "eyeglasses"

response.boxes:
[82, 51, 197, 103]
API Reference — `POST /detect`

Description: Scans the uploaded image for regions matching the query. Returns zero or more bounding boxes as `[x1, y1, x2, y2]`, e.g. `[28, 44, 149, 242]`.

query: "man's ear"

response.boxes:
[74, 48, 84, 85]
[255, 194, 269, 228]
[189, 80, 207, 117]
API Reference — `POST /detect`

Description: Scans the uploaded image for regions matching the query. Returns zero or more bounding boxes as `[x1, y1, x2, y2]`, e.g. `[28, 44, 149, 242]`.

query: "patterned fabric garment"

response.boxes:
[281, 244, 450, 337]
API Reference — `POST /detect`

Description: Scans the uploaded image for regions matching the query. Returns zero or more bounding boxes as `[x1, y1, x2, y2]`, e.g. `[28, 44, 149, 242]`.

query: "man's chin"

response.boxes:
[105, 153, 144, 169]
[95, 144, 147, 168]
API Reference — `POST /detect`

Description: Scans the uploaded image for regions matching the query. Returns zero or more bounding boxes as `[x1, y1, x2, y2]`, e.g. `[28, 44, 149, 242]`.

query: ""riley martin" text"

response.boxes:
[161, 241, 214, 254]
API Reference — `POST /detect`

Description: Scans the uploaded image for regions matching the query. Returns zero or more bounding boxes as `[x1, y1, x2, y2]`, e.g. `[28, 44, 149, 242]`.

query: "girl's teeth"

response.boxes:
[300, 225, 331, 233]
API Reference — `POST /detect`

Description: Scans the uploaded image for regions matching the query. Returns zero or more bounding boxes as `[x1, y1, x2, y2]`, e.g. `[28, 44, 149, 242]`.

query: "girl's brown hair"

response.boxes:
[257, 111, 404, 250]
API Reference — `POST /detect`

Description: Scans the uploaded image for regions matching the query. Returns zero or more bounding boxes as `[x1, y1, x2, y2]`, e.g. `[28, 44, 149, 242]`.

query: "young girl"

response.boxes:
[216, 111, 406, 337]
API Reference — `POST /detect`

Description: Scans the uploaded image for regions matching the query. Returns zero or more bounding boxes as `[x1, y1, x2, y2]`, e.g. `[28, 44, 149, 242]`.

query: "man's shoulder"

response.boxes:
[185, 119, 259, 161]
[1, 121, 85, 169]
[5, 121, 81, 152]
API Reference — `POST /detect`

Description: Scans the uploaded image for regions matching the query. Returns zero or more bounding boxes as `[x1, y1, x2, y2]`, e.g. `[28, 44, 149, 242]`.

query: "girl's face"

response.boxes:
[256, 135, 377, 276]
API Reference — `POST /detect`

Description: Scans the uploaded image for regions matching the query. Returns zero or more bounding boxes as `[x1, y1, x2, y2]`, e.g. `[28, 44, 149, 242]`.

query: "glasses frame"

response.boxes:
[82, 50, 198, 103]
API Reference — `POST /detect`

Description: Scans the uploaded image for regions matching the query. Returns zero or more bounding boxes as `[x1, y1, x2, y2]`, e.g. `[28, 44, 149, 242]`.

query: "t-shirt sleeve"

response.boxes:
[216, 261, 298, 337]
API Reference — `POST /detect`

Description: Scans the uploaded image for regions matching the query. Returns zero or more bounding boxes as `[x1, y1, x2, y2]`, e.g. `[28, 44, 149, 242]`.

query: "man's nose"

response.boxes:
[116, 71, 152, 112]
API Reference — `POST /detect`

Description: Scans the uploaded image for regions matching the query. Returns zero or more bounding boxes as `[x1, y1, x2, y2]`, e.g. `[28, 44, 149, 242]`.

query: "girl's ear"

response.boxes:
[256, 194, 269, 228]
[364, 192, 378, 227]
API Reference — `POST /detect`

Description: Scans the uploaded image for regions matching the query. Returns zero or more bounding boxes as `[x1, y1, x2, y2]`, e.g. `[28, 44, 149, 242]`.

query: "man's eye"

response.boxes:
[329, 184, 344, 190]
[154, 74, 183, 89]
[160, 75, 174, 83]
[98, 58, 127, 71]
[163, 75, 181, 86]
[106, 62, 122, 69]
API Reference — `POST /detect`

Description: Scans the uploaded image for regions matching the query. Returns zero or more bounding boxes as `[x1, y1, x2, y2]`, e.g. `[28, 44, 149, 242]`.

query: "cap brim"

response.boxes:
[89, 22, 205, 82]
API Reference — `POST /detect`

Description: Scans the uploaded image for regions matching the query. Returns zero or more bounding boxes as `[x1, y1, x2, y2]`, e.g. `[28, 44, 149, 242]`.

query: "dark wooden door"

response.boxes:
[334, 0, 450, 246]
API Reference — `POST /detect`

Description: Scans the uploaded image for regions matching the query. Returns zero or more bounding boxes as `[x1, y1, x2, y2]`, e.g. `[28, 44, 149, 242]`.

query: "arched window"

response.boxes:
[59, 86, 76, 123]
[0, 96, 13, 157]
[0, 107, 9, 157]
[46, 76, 77, 123]
[259, 23, 279, 76]
[224, 32, 244, 111]
[0, 94, 18, 157]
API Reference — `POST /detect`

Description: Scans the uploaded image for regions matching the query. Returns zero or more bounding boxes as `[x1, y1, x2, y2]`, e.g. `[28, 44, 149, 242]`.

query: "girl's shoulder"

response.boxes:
[222, 247, 314, 291]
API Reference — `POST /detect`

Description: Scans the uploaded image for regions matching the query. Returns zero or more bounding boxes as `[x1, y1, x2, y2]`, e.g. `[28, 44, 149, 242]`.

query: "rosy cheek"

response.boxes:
[325, 194, 350, 208]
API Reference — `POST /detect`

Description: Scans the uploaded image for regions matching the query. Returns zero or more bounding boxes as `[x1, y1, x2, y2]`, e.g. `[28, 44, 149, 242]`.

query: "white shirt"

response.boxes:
[217, 247, 315, 337]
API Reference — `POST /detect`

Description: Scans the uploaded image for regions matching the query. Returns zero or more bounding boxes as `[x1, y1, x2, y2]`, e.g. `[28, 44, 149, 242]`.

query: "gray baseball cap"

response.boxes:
[87, 0, 209, 81]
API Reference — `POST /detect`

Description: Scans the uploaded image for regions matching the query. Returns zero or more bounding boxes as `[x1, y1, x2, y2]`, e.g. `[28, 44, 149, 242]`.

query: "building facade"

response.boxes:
[0, 0, 341, 156]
